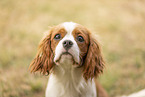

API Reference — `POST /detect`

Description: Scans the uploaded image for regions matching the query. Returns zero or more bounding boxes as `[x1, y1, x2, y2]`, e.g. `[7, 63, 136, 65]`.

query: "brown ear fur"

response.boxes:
[83, 34, 105, 80]
[29, 32, 54, 75]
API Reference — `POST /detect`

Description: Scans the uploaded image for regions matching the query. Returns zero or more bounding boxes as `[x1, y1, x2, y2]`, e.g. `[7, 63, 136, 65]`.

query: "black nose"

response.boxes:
[63, 40, 73, 50]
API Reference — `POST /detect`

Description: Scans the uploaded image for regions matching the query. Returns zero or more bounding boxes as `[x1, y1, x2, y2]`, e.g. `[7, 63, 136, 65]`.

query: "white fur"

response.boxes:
[45, 22, 97, 97]
[45, 61, 97, 97]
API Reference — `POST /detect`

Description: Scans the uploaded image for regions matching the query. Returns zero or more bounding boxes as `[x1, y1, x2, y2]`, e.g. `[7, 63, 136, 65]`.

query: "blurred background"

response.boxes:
[0, 0, 145, 97]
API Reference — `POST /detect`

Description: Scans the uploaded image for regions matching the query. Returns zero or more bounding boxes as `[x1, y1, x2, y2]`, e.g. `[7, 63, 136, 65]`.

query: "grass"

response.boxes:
[0, 0, 145, 97]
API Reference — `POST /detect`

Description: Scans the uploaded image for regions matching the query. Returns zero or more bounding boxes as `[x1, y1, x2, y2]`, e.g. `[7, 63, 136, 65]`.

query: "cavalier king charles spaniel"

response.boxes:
[29, 22, 108, 97]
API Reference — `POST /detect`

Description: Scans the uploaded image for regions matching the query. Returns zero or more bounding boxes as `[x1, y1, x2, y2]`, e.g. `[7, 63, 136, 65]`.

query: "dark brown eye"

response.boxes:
[76, 36, 84, 42]
[54, 34, 61, 40]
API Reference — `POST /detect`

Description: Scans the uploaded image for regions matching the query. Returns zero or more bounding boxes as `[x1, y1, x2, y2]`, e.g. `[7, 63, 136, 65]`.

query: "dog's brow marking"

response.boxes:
[62, 22, 76, 35]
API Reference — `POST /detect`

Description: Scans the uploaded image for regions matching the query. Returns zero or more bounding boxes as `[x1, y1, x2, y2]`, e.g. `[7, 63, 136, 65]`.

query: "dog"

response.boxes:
[29, 22, 108, 97]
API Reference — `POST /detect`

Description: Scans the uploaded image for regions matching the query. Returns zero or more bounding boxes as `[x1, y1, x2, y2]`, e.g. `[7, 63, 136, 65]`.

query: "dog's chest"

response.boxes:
[45, 69, 97, 97]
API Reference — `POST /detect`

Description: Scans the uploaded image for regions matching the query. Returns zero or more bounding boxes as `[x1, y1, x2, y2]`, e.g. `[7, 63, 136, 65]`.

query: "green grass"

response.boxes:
[0, 0, 145, 97]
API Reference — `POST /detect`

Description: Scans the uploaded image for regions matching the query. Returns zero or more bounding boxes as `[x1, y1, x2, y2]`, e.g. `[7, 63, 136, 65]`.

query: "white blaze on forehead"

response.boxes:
[62, 22, 76, 34]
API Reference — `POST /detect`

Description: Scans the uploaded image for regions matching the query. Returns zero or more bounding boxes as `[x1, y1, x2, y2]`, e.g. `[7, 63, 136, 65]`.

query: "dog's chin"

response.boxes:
[54, 52, 79, 65]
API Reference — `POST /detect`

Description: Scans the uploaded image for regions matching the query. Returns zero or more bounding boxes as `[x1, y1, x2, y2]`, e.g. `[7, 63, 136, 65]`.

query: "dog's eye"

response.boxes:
[76, 36, 84, 42]
[54, 34, 61, 40]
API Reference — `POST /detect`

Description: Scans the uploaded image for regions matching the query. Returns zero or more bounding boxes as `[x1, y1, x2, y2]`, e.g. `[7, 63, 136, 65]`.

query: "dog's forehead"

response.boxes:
[62, 22, 77, 34]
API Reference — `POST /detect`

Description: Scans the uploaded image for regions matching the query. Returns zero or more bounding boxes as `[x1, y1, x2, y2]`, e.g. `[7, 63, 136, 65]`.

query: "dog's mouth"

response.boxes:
[61, 52, 73, 56]
[55, 52, 79, 65]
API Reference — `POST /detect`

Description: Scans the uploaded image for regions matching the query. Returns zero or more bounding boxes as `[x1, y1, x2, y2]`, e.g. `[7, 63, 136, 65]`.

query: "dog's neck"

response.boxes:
[46, 60, 96, 97]
[46, 62, 84, 97]
[53, 61, 83, 85]
[53, 55, 83, 81]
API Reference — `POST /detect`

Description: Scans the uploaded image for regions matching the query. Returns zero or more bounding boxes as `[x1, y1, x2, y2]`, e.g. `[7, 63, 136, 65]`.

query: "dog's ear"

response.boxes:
[29, 31, 54, 75]
[83, 34, 105, 80]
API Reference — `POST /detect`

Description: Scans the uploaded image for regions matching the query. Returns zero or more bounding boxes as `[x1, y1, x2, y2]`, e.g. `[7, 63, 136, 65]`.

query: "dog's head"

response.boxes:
[29, 22, 105, 80]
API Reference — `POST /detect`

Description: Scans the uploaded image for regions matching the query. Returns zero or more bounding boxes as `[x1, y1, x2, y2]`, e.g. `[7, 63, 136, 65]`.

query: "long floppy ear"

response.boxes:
[83, 34, 105, 80]
[29, 31, 54, 75]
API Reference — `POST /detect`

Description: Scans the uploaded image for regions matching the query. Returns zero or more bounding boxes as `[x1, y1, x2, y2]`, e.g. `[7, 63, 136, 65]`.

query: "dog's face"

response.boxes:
[51, 22, 89, 67]
[29, 22, 105, 80]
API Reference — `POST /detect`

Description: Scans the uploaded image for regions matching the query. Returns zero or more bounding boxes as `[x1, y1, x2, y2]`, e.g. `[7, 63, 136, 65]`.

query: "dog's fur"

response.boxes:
[29, 22, 108, 97]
